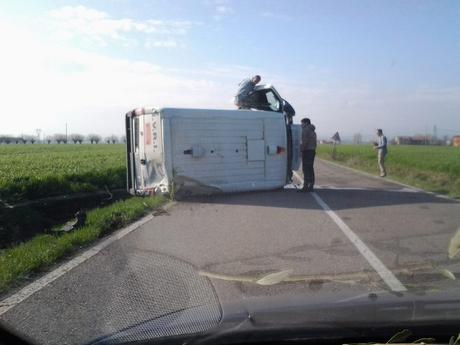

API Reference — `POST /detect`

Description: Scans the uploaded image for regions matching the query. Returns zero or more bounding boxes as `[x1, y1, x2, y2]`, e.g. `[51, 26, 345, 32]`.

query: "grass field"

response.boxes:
[317, 144, 460, 198]
[0, 144, 125, 203]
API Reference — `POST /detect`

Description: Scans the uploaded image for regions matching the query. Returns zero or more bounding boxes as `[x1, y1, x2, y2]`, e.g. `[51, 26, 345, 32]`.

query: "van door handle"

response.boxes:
[140, 159, 146, 165]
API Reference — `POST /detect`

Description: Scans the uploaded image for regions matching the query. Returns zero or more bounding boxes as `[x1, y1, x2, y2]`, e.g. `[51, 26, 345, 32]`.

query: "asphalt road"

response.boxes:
[2, 159, 460, 345]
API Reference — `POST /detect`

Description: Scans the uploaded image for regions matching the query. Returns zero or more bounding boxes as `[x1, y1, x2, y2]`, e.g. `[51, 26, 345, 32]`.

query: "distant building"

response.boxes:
[452, 136, 460, 147]
[394, 136, 427, 145]
[394, 135, 445, 146]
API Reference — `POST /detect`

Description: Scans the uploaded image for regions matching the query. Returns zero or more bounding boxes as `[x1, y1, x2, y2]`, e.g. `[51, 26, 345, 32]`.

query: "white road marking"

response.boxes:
[319, 159, 458, 202]
[0, 204, 174, 316]
[293, 171, 407, 292]
[314, 185, 418, 193]
[311, 192, 407, 292]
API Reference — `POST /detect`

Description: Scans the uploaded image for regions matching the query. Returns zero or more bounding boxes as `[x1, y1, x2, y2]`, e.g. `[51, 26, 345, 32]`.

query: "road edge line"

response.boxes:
[0, 202, 175, 316]
[293, 171, 407, 292]
[318, 158, 458, 202]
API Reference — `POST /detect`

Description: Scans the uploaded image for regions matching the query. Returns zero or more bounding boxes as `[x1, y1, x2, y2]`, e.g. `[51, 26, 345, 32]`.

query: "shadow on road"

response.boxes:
[178, 187, 457, 211]
[316, 188, 457, 210]
[178, 188, 321, 210]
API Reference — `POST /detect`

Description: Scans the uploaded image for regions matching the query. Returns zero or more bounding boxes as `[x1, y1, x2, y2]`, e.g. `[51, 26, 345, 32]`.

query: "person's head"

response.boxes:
[251, 75, 261, 85]
[301, 118, 311, 127]
[377, 129, 383, 136]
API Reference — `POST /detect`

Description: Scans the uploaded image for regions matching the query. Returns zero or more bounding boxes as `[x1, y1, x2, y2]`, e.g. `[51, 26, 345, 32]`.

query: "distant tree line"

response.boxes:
[0, 134, 126, 144]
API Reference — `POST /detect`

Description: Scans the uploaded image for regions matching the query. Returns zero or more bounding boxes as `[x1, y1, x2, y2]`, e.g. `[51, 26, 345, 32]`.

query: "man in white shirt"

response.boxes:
[374, 129, 388, 177]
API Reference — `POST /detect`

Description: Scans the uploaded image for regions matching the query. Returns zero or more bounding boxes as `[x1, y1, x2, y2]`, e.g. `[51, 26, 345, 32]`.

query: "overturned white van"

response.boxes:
[125, 84, 301, 196]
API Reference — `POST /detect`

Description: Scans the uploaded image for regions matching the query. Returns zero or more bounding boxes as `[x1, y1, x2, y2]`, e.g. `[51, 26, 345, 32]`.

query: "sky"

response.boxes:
[0, 0, 459, 140]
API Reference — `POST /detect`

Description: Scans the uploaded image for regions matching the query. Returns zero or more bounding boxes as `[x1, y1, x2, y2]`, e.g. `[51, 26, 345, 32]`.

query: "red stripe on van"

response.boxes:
[145, 123, 152, 145]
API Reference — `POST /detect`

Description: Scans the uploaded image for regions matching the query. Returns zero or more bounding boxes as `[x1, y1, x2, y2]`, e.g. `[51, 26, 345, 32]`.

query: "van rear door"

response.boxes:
[141, 112, 168, 194]
[126, 111, 143, 194]
[126, 112, 136, 194]
[126, 110, 168, 195]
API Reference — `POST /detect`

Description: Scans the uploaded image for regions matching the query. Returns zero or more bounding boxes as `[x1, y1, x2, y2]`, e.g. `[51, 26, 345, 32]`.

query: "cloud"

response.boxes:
[265, 76, 460, 139]
[144, 39, 180, 49]
[204, 0, 234, 21]
[0, 15, 235, 136]
[216, 5, 234, 14]
[45, 5, 200, 47]
[261, 11, 292, 21]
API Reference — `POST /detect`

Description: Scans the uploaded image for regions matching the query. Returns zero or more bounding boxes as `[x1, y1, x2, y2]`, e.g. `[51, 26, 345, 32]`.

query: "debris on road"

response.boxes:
[256, 269, 294, 286]
[439, 268, 456, 281]
[448, 227, 460, 259]
[56, 210, 86, 233]
[152, 208, 170, 217]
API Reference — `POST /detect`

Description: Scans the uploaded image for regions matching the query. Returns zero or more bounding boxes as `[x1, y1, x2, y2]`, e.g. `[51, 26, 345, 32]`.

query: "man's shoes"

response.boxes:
[380, 173, 387, 177]
[297, 185, 314, 193]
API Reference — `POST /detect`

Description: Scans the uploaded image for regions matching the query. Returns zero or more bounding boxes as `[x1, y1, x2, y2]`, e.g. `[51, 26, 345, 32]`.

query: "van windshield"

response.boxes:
[250, 89, 282, 112]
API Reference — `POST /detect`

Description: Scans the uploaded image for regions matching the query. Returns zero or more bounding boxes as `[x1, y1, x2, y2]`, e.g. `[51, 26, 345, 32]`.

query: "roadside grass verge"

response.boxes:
[317, 144, 460, 198]
[0, 195, 166, 295]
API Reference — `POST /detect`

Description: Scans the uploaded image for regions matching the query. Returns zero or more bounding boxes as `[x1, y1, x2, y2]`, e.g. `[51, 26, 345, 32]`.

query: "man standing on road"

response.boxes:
[374, 128, 388, 177]
[299, 118, 317, 192]
[234, 75, 261, 109]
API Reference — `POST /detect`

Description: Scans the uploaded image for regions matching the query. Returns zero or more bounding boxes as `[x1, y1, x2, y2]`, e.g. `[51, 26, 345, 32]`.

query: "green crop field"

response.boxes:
[1, 143, 459, 203]
[0, 144, 126, 203]
[317, 144, 460, 198]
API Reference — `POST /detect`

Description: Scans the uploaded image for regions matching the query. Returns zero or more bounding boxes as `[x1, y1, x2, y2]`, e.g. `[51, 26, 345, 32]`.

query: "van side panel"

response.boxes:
[171, 117, 265, 187]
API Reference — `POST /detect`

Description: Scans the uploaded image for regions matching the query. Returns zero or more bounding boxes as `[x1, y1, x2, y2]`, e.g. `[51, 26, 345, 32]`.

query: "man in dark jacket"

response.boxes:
[234, 75, 261, 109]
[299, 118, 317, 192]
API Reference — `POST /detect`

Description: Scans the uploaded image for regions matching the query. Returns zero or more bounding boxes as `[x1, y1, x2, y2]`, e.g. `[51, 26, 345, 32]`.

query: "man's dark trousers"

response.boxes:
[302, 150, 316, 189]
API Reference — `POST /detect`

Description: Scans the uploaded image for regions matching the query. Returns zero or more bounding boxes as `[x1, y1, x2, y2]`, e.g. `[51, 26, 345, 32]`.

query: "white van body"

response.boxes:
[126, 86, 301, 196]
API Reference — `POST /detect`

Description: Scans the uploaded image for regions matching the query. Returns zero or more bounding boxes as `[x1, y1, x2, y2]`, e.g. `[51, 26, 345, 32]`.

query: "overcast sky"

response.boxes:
[1, 0, 459, 140]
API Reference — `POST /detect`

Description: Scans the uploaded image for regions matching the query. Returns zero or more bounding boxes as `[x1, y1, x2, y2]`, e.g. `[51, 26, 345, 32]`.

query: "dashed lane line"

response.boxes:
[293, 171, 407, 292]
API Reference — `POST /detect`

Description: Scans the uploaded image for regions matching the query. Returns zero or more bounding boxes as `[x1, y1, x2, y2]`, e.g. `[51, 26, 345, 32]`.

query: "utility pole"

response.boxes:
[35, 129, 42, 142]
[65, 123, 68, 143]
